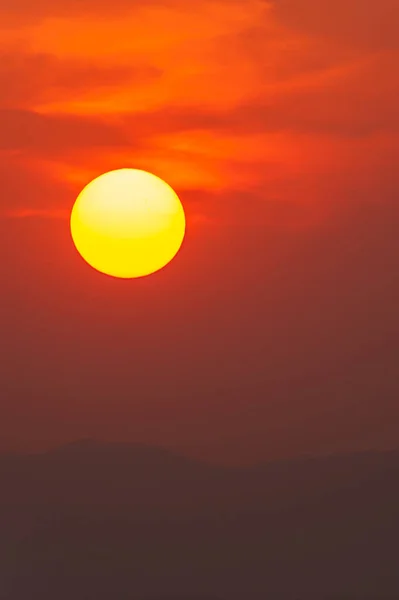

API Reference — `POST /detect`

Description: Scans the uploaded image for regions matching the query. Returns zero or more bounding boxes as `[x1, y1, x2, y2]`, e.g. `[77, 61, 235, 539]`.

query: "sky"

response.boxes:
[1, 0, 398, 464]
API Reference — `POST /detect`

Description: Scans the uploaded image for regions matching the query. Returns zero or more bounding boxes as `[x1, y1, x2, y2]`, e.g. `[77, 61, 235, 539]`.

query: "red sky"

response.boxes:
[1, 0, 399, 464]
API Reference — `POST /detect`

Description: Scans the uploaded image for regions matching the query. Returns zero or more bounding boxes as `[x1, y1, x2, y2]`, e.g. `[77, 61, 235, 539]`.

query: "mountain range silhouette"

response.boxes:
[1, 441, 398, 599]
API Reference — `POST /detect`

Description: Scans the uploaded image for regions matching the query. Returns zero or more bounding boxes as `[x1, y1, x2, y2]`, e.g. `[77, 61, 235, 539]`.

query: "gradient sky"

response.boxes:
[1, 0, 398, 464]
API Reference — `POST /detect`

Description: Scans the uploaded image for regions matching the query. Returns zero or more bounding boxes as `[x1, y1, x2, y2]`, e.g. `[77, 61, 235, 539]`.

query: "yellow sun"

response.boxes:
[70, 169, 186, 278]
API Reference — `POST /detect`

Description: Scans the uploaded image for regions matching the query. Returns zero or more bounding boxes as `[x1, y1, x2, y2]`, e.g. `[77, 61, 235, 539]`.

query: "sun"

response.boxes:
[70, 169, 186, 278]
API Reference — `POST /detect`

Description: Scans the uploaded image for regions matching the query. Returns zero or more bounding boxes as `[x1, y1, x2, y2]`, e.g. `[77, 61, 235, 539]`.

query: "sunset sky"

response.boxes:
[1, 0, 398, 464]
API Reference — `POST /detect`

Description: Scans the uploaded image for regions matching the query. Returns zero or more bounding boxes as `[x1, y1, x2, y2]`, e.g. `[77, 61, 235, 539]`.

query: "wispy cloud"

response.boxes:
[0, 50, 161, 109]
[4, 208, 69, 219]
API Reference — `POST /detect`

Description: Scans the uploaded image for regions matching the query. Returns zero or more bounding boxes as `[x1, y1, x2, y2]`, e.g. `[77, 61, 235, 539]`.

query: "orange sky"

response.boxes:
[1, 0, 399, 463]
[2, 0, 398, 219]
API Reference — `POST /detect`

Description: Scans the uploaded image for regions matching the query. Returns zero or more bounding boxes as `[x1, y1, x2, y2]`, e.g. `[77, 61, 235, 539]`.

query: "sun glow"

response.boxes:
[70, 169, 186, 278]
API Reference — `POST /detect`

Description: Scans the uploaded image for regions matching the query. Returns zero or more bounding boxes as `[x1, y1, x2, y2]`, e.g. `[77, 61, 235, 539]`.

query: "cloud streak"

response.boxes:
[0, 50, 161, 109]
[5, 208, 69, 219]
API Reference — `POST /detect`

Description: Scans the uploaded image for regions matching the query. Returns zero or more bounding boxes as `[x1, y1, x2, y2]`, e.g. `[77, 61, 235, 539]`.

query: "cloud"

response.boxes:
[231, 52, 399, 137]
[0, 0, 260, 24]
[0, 109, 128, 153]
[120, 49, 398, 139]
[0, 150, 73, 217]
[0, 50, 161, 110]
[0, 0, 172, 23]
[5, 208, 69, 219]
[272, 0, 399, 50]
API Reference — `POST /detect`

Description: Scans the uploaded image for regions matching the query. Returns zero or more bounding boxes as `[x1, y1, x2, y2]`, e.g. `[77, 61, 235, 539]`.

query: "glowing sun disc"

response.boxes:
[70, 169, 186, 278]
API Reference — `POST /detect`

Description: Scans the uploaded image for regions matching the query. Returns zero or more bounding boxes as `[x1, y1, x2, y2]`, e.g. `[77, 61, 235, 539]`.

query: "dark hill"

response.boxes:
[1, 442, 398, 599]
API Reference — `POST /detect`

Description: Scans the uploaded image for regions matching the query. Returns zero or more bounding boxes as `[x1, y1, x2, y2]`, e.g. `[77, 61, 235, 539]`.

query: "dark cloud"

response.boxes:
[248, 52, 399, 136]
[0, 51, 161, 109]
[0, 0, 242, 24]
[0, 0, 170, 23]
[0, 152, 72, 216]
[273, 0, 399, 50]
[121, 50, 398, 139]
[0, 109, 128, 153]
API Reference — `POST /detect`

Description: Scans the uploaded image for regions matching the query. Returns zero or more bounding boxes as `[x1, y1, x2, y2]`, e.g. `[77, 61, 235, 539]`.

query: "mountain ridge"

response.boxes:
[1, 442, 398, 599]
